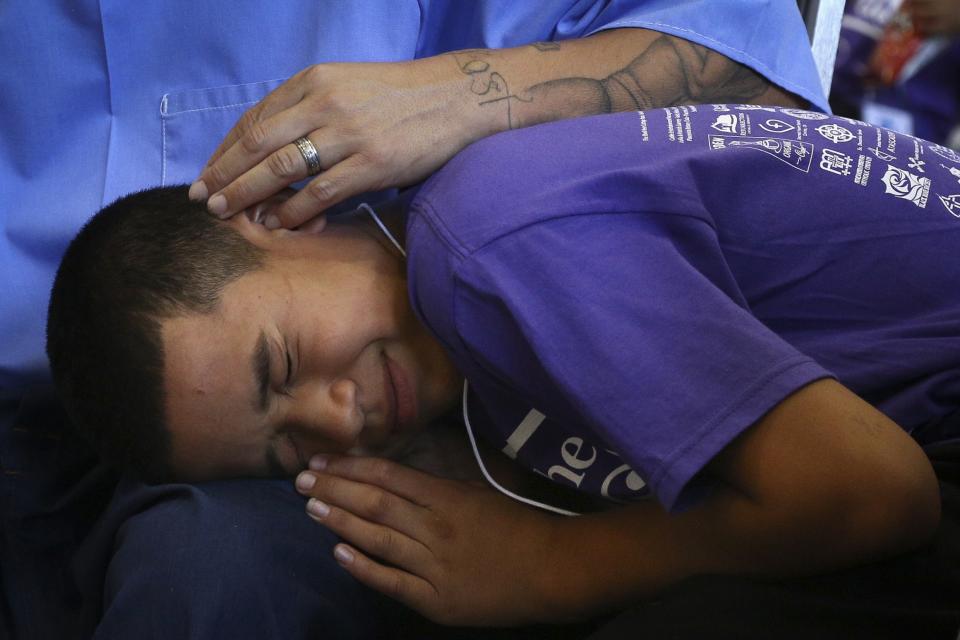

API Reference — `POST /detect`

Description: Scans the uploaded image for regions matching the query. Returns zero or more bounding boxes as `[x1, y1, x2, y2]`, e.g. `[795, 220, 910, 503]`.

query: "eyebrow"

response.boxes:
[252, 331, 271, 414]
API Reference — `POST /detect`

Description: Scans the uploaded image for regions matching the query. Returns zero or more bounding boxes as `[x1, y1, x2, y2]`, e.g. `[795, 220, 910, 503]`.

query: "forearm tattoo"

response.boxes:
[451, 48, 534, 133]
[451, 34, 784, 130]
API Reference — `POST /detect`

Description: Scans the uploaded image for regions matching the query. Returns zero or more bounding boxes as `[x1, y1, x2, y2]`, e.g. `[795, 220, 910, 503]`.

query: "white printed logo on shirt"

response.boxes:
[881, 165, 930, 208]
[709, 135, 813, 172]
[734, 104, 777, 112]
[869, 147, 896, 162]
[759, 119, 795, 134]
[779, 108, 829, 120]
[816, 123, 854, 144]
[711, 114, 739, 134]
[820, 148, 853, 176]
[907, 155, 926, 173]
[939, 194, 960, 218]
[942, 164, 960, 184]
[929, 143, 960, 164]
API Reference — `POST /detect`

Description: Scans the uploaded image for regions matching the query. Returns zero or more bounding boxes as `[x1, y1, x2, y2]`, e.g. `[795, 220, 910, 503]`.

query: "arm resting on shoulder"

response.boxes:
[437, 27, 805, 135]
[538, 379, 941, 620]
[197, 27, 805, 225]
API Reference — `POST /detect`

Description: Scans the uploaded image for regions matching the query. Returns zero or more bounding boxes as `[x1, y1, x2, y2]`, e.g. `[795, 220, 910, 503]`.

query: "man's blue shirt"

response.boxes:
[0, 0, 827, 393]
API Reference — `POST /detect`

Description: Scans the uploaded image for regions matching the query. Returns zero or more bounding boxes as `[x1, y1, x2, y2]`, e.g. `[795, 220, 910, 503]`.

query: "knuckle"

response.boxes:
[240, 120, 269, 154]
[303, 64, 328, 87]
[205, 161, 230, 188]
[369, 459, 394, 486]
[367, 490, 395, 520]
[373, 528, 396, 555]
[388, 574, 408, 601]
[237, 109, 261, 137]
[352, 149, 392, 187]
[266, 148, 302, 179]
[323, 92, 350, 115]
[333, 116, 362, 140]
[226, 180, 254, 207]
[352, 149, 379, 171]
[306, 177, 338, 204]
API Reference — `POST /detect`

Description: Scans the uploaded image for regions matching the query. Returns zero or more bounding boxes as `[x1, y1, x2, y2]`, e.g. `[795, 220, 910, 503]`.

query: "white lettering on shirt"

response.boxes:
[501, 408, 546, 459]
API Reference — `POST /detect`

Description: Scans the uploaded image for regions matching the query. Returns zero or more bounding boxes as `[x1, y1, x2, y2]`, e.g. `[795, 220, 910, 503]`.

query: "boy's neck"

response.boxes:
[351, 196, 409, 259]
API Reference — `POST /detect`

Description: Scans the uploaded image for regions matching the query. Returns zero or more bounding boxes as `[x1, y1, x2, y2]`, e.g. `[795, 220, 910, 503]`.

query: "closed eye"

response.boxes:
[284, 348, 293, 389]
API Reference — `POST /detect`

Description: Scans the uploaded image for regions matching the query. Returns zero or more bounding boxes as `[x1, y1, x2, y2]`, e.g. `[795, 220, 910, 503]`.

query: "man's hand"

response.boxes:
[192, 28, 802, 230]
[190, 60, 477, 232]
[294, 456, 566, 627]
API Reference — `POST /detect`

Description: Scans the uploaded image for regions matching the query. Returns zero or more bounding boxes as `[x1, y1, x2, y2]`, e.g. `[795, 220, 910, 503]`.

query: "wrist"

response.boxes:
[426, 48, 520, 138]
[400, 52, 506, 152]
[527, 515, 605, 624]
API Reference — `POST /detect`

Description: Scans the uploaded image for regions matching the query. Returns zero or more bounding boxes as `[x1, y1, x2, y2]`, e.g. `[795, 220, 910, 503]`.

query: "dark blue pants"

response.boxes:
[3, 387, 958, 639]
[2, 388, 407, 639]
[76, 478, 410, 639]
[1, 388, 577, 640]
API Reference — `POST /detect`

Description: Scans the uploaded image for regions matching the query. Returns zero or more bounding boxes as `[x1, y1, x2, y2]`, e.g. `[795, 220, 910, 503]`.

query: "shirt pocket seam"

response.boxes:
[159, 78, 286, 186]
[160, 99, 262, 186]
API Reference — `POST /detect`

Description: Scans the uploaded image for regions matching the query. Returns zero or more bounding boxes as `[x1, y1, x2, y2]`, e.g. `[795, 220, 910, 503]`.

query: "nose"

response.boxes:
[289, 378, 363, 449]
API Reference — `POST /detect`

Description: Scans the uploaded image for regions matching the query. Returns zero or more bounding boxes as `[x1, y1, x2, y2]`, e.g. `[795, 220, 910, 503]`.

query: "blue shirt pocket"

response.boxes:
[160, 79, 286, 186]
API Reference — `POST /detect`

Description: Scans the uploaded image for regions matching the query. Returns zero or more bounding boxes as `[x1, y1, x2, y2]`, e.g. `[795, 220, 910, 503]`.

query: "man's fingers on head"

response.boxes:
[202, 107, 323, 199]
[191, 107, 270, 204]
[195, 77, 310, 192]
[207, 132, 360, 221]
[204, 137, 330, 220]
[273, 156, 373, 228]
[203, 105, 267, 173]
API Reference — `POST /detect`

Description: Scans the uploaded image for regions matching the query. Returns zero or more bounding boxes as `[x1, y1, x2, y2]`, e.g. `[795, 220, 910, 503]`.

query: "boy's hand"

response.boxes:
[295, 456, 565, 627]
[293, 381, 941, 626]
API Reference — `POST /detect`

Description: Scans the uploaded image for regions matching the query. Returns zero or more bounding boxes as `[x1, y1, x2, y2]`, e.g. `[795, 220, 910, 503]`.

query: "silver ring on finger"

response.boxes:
[294, 136, 322, 176]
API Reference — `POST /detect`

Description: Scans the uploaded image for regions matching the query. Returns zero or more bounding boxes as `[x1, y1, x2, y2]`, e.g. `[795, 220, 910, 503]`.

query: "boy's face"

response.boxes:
[161, 213, 462, 480]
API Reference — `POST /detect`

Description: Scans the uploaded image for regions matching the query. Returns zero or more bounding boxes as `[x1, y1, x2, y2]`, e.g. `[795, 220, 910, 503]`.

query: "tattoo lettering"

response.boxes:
[451, 49, 532, 129]
[453, 34, 791, 131]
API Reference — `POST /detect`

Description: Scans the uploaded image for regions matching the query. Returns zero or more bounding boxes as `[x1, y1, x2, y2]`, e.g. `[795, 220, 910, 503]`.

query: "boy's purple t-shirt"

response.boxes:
[406, 107, 960, 512]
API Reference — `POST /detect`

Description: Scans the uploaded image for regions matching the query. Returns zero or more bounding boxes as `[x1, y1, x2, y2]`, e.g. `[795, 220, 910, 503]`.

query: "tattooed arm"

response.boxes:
[452, 29, 802, 130]
[195, 28, 805, 228]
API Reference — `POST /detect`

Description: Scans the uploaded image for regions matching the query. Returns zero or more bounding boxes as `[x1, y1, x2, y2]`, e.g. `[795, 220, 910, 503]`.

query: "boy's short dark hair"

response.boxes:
[46, 185, 265, 481]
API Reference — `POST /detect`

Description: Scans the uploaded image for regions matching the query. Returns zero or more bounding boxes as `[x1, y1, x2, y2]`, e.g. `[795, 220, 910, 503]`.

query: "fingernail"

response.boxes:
[207, 193, 228, 217]
[264, 214, 281, 230]
[188, 180, 208, 201]
[309, 455, 328, 471]
[334, 545, 354, 565]
[307, 498, 330, 519]
[296, 472, 316, 491]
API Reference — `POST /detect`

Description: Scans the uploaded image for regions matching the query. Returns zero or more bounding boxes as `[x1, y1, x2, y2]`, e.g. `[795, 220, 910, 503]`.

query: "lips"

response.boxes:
[384, 354, 417, 433]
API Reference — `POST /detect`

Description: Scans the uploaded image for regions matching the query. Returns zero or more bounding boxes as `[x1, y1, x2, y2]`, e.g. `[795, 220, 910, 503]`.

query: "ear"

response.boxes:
[237, 188, 297, 225]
